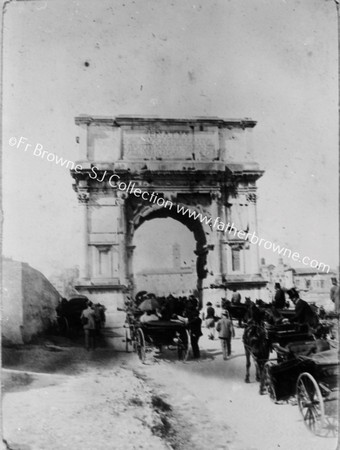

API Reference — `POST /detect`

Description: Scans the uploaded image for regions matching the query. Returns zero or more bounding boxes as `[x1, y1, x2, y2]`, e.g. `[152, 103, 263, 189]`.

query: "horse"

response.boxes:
[242, 304, 270, 395]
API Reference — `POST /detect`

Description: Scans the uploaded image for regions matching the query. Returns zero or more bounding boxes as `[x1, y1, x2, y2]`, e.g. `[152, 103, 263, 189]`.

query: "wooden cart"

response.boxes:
[124, 313, 190, 363]
[264, 341, 339, 437]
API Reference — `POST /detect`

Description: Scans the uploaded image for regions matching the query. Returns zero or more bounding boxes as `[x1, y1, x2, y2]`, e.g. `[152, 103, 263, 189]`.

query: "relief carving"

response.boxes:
[246, 192, 257, 203]
[77, 189, 90, 204]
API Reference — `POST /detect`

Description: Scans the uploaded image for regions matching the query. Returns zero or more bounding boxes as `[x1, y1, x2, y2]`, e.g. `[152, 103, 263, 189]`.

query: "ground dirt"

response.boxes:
[1, 325, 339, 450]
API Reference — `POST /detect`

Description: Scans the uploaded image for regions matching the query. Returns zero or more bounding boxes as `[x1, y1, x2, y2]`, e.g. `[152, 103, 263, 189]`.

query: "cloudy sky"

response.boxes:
[3, 0, 338, 277]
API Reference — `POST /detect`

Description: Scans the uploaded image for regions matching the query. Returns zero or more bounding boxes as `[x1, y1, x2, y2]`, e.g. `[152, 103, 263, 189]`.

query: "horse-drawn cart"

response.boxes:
[124, 312, 190, 363]
[226, 303, 249, 326]
[264, 322, 314, 350]
[265, 340, 339, 436]
[56, 296, 88, 334]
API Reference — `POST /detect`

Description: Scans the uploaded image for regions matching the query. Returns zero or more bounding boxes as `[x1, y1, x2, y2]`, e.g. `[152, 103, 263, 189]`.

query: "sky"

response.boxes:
[2, 0, 339, 277]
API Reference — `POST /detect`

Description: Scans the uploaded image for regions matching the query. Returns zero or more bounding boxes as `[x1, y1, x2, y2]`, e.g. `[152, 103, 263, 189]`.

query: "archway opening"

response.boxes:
[133, 218, 197, 297]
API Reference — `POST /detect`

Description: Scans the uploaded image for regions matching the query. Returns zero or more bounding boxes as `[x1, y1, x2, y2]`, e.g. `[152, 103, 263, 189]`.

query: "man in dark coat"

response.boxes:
[330, 278, 340, 314]
[188, 311, 203, 359]
[231, 289, 241, 305]
[204, 301, 216, 339]
[287, 288, 318, 328]
[273, 283, 286, 309]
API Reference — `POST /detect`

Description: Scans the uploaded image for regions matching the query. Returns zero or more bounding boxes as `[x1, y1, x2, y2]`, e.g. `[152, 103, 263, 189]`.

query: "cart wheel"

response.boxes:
[130, 328, 137, 352]
[264, 362, 277, 402]
[177, 330, 190, 361]
[296, 372, 325, 435]
[136, 328, 146, 363]
[321, 413, 339, 437]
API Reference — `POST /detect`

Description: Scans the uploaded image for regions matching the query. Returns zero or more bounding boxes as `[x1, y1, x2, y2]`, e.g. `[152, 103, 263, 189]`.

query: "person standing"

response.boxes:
[93, 303, 106, 336]
[287, 288, 318, 329]
[273, 283, 286, 309]
[81, 301, 96, 351]
[204, 302, 216, 339]
[216, 310, 235, 360]
[231, 289, 241, 305]
[330, 278, 340, 314]
[188, 311, 203, 359]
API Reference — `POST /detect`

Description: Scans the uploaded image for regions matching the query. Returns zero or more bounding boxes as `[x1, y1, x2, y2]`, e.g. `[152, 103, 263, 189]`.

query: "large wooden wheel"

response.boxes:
[296, 372, 325, 435]
[177, 329, 190, 361]
[136, 328, 146, 363]
[264, 361, 277, 402]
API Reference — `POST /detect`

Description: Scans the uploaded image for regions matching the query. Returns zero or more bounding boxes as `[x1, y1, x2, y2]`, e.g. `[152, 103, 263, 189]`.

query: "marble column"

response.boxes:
[126, 245, 136, 295]
[210, 191, 223, 282]
[77, 186, 90, 280]
[116, 191, 128, 287]
[246, 191, 260, 274]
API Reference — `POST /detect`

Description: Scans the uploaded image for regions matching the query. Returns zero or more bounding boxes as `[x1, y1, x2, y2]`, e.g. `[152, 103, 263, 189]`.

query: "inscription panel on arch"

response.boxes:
[123, 129, 193, 160]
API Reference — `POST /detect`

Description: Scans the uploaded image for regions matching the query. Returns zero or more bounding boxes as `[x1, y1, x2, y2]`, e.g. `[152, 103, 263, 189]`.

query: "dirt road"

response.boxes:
[2, 326, 338, 450]
[131, 328, 338, 450]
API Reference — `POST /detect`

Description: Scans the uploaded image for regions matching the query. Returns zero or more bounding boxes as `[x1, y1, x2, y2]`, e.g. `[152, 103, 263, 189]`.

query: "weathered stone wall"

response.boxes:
[2, 259, 61, 344]
[2, 259, 24, 344]
[21, 263, 61, 343]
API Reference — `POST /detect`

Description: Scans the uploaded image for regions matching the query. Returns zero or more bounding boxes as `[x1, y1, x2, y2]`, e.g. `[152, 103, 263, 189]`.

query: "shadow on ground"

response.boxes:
[1, 327, 128, 378]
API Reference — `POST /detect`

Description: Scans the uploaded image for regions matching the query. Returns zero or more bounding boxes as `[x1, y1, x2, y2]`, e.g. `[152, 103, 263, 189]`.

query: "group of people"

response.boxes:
[82, 278, 339, 357]
[273, 281, 339, 328]
[135, 293, 203, 359]
[80, 300, 106, 351]
[175, 299, 235, 360]
[202, 301, 235, 359]
[201, 279, 340, 360]
[134, 292, 236, 360]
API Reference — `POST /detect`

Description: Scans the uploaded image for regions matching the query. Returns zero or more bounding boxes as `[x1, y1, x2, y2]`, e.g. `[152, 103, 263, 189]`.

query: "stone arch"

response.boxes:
[71, 115, 267, 322]
[127, 202, 210, 303]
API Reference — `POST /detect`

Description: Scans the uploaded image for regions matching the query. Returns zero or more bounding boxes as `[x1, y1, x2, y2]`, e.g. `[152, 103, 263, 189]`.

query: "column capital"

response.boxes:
[77, 188, 90, 204]
[246, 192, 257, 203]
[210, 190, 222, 201]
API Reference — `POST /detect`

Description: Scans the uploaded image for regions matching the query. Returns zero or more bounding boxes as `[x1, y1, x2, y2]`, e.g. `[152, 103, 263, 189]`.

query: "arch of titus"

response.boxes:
[71, 115, 267, 321]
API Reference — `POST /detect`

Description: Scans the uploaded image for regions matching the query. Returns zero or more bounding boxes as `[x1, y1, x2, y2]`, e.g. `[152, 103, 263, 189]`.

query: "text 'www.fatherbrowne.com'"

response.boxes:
[10, 136, 331, 273]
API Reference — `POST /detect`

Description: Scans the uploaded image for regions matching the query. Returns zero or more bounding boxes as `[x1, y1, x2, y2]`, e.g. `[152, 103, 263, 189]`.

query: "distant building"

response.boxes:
[284, 267, 336, 291]
[135, 244, 196, 296]
[259, 258, 290, 298]
[259, 258, 337, 306]
[2, 257, 61, 344]
[284, 267, 337, 307]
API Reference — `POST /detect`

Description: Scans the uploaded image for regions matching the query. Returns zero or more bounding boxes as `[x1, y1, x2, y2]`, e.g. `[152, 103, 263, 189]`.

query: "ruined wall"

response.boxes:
[2, 259, 61, 344]
[21, 263, 61, 342]
[2, 259, 24, 344]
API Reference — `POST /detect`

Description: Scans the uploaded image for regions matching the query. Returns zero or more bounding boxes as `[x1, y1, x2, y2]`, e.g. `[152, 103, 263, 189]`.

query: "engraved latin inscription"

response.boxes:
[123, 130, 192, 159]
[123, 129, 218, 160]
